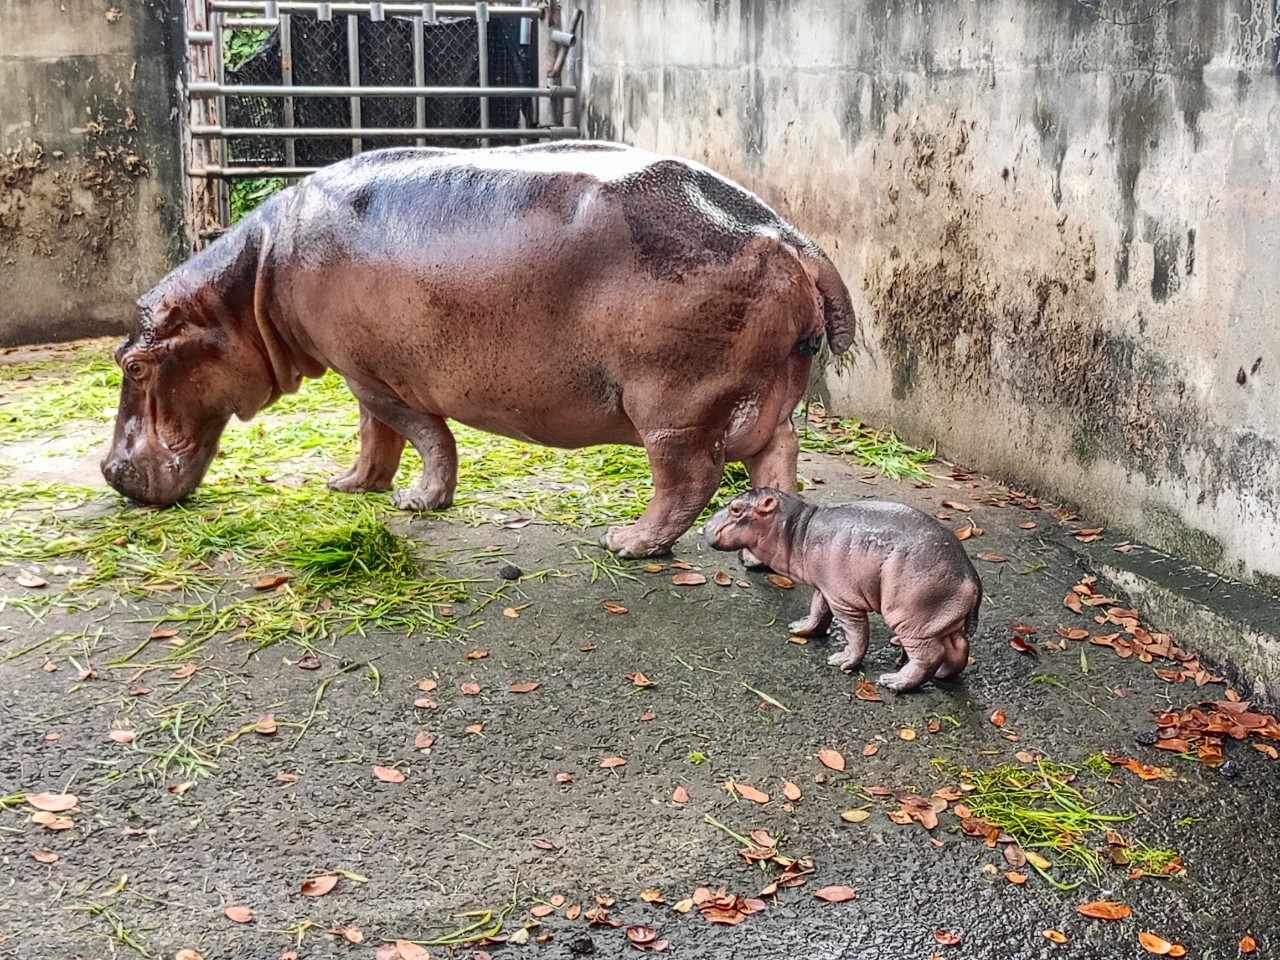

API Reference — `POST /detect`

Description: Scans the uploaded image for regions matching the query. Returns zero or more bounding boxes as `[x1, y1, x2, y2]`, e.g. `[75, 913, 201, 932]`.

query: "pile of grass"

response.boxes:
[958, 760, 1179, 887]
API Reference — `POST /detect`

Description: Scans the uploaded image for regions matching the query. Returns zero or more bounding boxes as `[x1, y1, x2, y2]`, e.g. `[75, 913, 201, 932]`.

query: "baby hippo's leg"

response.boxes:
[827, 609, 870, 672]
[879, 635, 947, 692]
[931, 632, 971, 680]
[788, 590, 833, 637]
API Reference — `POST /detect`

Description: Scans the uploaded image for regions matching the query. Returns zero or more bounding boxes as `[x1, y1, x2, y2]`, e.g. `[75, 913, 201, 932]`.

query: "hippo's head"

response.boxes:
[101, 279, 276, 506]
[702, 487, 786, 552]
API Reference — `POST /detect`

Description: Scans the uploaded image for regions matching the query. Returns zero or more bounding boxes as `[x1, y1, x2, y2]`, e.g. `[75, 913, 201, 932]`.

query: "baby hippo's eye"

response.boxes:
[728, 502, 744, 517]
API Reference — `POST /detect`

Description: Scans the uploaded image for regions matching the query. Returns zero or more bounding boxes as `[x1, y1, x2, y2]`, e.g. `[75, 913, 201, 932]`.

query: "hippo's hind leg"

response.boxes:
[879, 635, 947, 692]
[789, 589, 833, 637]
[329, 401, 405, 494]
[827, 608, 870, 671]
[344, 385, 458, 512]
[932, 632, 971, 681]
[601, 426, 724, 559]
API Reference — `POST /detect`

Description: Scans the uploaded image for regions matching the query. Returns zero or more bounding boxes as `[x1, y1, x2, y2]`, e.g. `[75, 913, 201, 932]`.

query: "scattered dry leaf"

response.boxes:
[26, 793, 78, 813]
[989, 709, 1007, 727]
[254, 713, 277, 736]
[602, 601, 628, 614]
[465, 723, 484, 735]
[1010, 634, 1038, 654]
[555, 772, 573, 783]
[300, 874, 338, 897]
[374, 765, 406, 784]
[251, 574, 289, 590]
[600, 756, 627, 769]
[530, 904, 556, 918]
[934, 929, 961, 946]
[640, 888, 665, 904]
[108, 730, 136, 744]
[466, 648, 489, 660]
[16, 570, 48, 588]
[840, 809, 871, 823]
[817, 748, 846, 771]
[672, 786, 690, 804]
[1077, 900, 1132, 921]
[713, 571, 733, 586]
[977, 553, 1006, 563]
[626, 671, 655, 688]
[814, 885, 857, 903]
[414, 731, 435, 750]
[30, 848, 59, 864]
[1138, 932, 1176, 955]
[765, 573, 794, 589]
[1240, 936, 1257, 954]
[509, 681, 540, 693]
[460, 681, 481, 695]
[1044, 929, 1068, 943]
[1004, 871, 1027, 885]
[171, 663, 197, 679]
[396, 941, 432, 960]
[941, 500, 971, 512]
[730, 781, 770, 804]
[417, 678, 438, 692]
[224, 905, 254, 923]
[855, 680, 882, 702]
[671, 572, 707, 586]
[899, 727, 917, 741]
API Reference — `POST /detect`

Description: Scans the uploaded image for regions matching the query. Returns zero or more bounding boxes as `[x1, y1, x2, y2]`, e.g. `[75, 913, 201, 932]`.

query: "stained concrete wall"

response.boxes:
[0, 0, 186, 346]
[569, 0, 1280, 594]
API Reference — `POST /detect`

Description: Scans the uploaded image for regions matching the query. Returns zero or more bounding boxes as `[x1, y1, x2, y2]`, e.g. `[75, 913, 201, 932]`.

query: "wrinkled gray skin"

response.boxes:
[704, 488, 983, 692]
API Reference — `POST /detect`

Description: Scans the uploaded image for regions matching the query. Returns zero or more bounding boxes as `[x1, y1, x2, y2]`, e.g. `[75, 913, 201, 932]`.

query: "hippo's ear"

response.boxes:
[753, 494, 778, 517]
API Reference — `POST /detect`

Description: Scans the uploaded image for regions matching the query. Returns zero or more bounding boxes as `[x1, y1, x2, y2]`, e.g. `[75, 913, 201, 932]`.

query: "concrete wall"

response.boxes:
[0, 0, 186, 346]
[570, 0, 1280, 593]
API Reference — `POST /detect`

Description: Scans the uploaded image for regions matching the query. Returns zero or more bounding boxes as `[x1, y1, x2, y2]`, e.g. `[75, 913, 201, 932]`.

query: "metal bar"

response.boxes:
[316, 2, 332, 18]
[213, 8, 229, 226]
[412, 11, 426, 147]
[280, 10, 296, 168]
[476, 2, 489, 148]
[191, 124, 578, 138]
[225, 16, 278, 26]
[369, 2, 384, 19]
[188, 29, 215, 43]
[189, 82, 574, 98]
[518, 0, 530, 45]
[347, 13, 361, 155]
[210, 1, 540, 16]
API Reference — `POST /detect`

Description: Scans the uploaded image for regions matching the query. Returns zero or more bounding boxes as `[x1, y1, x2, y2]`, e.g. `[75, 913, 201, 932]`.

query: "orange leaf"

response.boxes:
[954, 526, 973, 541]
[396, 941, 432, 960]
[509, 681, 540, 693]
[731, 781, 770, 804]
[814, 885, 857, 903]
[300, 874, 338, 897]
[601, 601, 628, 614]
[555, 772, 573, 783]
[977, 553, 1006, 563]
[1043, 929, 1069, 943]
[413, 697, 438, 709]
[109, 730, 136, 744]
[990, 709, 1007, 727]
[1019, 521, 1038, 529]
[640, 888, 665, 904]
[818, 748, 846, 771]
[782, 780, 802, 801]
[1004, 871, 1027, 885]
[413, 731, 435, 750]
[765, 573, 795, 589]
[530, 904, 556, 918]
[934, 929, 961, 946]
[941, 500, 972, 512]
[171, 663, 197, 679]
[373, 765, 406, 784]
[1010, 634, 1038, 654]
[26, 793, 78, 813]
[465, 648, 488, 660]
[671, 572, 707, 586]
[224, 905, 254, 923]
[599, 756, 627, 769]
[1240, 936, 1257, 954]
[713, 571, 733, 586]
[855, 680, 883, 702]
[416, 678, 438, 692]
[672, 786, 689, 804]
[459, 681, 481, 695]
[1077, 900, 1132, 921]
[1138, 932, 1175, 955]
[255, 713, 277, 735]
[1064, 592, 1084, 614]
[899, 727, 917, 741]
[465, 723, 484, 735]
[625, 671, 655, 688]
[862, 743, 879, 757]
[251, 573, 289, 590]
[639, 710, 657, 721]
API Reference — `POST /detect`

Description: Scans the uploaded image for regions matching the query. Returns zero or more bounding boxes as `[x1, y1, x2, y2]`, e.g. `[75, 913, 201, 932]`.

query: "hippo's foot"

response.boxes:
[877, 669, 929, 693]
[877, 638, 945, 692]
[328, 467, 395, 494]
[828, 648, 866, 672]
[600, 524, 674, 560]
[391, 483, 453, 512]
[788, 616, 830, 638]
[740, 547, 768, 570]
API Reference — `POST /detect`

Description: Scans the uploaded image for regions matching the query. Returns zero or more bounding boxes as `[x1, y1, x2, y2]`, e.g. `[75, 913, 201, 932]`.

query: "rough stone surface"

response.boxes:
[566, 0, 1280, 596]
[0, 0, 186, 346]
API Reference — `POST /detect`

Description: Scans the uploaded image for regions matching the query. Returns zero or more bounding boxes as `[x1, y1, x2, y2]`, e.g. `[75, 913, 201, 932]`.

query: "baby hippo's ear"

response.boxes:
[754, 494, 778, 517]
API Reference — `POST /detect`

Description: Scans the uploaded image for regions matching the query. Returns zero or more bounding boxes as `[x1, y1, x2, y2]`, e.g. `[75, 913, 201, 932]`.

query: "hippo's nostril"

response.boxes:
[101, 459, 119, 483]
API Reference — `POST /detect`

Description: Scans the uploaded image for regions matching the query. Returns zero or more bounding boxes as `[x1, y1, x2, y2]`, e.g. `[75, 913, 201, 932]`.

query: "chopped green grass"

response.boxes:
[956, 759, 1178, 886]
[799, 404, 934, 481]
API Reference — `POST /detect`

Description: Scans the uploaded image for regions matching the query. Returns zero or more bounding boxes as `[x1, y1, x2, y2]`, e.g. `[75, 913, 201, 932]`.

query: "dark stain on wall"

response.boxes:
[1108, 72, 1163, 290]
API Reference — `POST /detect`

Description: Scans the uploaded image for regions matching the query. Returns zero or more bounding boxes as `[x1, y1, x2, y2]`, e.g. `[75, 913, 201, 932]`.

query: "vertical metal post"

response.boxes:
[475, 2, 490, 148]
[280, 10, 296, 169]
[347, 12, 362, 155]
[412, 9, 426, 147]
[316, 2, 332, 20]
[213, 7, 229, 226]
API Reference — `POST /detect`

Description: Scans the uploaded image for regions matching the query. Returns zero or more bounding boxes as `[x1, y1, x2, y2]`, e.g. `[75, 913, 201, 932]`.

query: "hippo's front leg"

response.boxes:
[601, 426, 724, 559]
[344, 385, 458, 511]
[827, 609, 870, 672]
[788, 589, 833, 637]
[879, 635, 947, 692]
[328, 401, 405, 494]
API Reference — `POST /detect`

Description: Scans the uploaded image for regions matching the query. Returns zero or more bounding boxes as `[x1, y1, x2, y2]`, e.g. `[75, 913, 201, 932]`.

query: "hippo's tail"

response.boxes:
[801, 248, 855, 355]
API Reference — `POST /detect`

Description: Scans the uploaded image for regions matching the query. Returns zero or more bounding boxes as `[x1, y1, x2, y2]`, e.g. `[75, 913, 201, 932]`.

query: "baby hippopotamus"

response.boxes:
[704, 488, 983, 692]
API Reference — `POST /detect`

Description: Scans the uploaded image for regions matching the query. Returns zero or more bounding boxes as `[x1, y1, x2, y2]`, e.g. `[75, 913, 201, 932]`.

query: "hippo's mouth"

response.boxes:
[101, 438, 219, 506]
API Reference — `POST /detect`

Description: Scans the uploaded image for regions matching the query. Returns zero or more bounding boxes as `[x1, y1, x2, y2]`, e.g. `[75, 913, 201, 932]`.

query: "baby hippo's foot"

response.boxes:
[827, 640, 866, 672]
[328, 465, 395, 493]
[788, 616, 830, 638]
[878, 637, 946, 692]
[600, 524, 673, 560]
[391, 482, 453, 512]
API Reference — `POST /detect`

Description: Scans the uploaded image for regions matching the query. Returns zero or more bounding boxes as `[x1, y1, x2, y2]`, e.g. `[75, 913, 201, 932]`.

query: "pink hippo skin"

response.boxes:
[100, 142, 854, 559]
[704, 488, 983, 692]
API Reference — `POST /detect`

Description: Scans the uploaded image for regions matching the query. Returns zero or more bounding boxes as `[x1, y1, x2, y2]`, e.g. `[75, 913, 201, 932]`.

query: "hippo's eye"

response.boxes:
[125, 361, 144, 379]
[728, 502, 744, 517]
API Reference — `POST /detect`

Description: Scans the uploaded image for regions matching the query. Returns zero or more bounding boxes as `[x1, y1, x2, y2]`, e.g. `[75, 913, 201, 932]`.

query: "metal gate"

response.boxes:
[181, 0, 582, 238]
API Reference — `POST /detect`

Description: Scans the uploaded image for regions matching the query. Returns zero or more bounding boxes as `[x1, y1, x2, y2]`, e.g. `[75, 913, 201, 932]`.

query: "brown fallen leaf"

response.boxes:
[254, 713, 277, 736]
[175, 951, 206, 960]
[1010, 634, 1038, 654]
[899, 727, 917, 741]
[600, 756, 627, 769]
[840, 809, 871, 823]
[625, 671, 655, 688]
[16, 569, 48, 588]
[934, 929, 961, 946]
[713, 571, 733, 586]
[817, 748, 846, 771]
[466, 648, 489, 660]
[333, 925, 363, 944]
[1077, 900, 1132, 920]
[765, 573, 795, 589]
[396, 941, 432, 960]
[31, 811, 74, 830]
[671, 572, 707, 586]
[413, 731, 435, 751]
[297, 653, 321, 670]
[413, 697, 438, 709]
[977, 553, 1006, 563]
[460, 681, 481, 695]
[149, 627, 179, 639]
[862, 743, 879, 757]
[224, 905, 254, 923]
[26, 793, 78, 813]
[251, 573, 289, 590]
[417, 678, 438, 692]
[509, 681, 540, 693]
[1064, 592, 1084, 614]
[855, 680, 883, 702]
[503, 607, 520, 618]
[941, 500, 972, 512]
[1055, 626, 1089, 640]
[464, 723, 484, 735]
[1019, 521, 1038, 530]
[989, 709, 1007, 727]
[1043, 929, 1069, 943]
[782, 780, 802, 801]
[639, 710, 657, 722]
[1137, 932, 1177, 955]
[640, 888, 665, 904]
[1004, 871, 1027, 885]
[108, 730, 136, 744]
[530, 904, 556, 918]
[300, 874, 338, 897]
[530, 837, 557, 850]
[277, 772, 299, 783]
[29, 848, 59, 864]
[373, 766, 406, 784]
[730, 781, 770, 804]
[672, 786, 690, 804]
[555, 772, 573, 783]
[814, 885, 857, 903]
[602, 601, 629, 615]
[171, 663, 197, 679]
[1240, 935, 1257, 954]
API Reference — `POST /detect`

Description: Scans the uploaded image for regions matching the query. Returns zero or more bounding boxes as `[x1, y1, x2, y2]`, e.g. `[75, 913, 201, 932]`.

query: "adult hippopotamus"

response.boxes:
[102, 141, 854, 558]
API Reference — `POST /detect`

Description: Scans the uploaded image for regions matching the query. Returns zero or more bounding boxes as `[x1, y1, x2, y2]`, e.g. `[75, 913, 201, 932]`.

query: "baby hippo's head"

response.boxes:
[703, 486, 788, 552]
